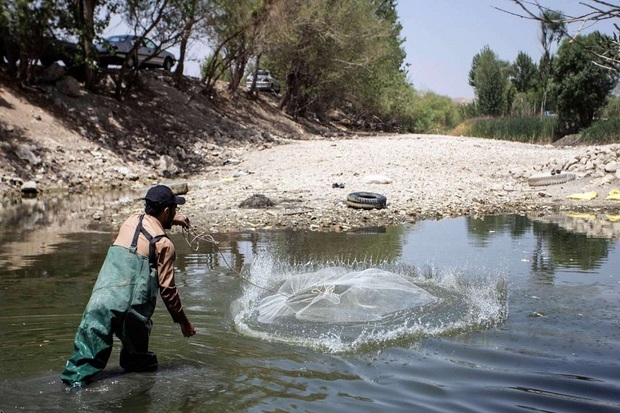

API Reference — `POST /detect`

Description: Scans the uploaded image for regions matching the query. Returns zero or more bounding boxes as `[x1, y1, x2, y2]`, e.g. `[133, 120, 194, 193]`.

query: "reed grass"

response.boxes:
[580, 118, 620, 144]
[455, 116, 559, 144]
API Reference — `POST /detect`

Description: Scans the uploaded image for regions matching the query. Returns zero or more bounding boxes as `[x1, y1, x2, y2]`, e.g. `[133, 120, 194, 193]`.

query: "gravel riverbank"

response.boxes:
[112, 134, 620, 233]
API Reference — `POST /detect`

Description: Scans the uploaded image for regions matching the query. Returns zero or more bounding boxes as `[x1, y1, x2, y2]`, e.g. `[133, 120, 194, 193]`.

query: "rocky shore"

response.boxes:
[110, 135, 620, 233]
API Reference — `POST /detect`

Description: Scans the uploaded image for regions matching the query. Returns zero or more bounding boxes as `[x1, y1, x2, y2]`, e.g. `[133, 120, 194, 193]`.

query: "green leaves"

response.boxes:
[469, 46, 514, 116]
[553, 32, 619, 130]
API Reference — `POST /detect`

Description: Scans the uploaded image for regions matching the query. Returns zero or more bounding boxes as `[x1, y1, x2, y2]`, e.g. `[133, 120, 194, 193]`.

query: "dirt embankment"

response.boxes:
[1, 68, 620, 233]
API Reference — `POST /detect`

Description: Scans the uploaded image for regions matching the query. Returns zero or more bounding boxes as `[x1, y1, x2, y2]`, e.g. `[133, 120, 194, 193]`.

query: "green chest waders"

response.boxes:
[61, 216, 167, 386]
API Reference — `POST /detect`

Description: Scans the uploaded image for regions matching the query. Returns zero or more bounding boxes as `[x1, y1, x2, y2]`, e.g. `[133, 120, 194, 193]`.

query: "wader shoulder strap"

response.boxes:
[131, 214, 169, 268]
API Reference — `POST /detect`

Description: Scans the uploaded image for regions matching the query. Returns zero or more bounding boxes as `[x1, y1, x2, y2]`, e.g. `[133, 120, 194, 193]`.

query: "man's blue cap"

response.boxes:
[144, 185, 186, 206]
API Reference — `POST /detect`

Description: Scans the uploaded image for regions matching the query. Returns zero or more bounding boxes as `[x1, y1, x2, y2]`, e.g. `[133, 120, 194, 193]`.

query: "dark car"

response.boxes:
[96, 35, 176, 71]
[40, 39, 80, 67]
[246, 70, 280, 93]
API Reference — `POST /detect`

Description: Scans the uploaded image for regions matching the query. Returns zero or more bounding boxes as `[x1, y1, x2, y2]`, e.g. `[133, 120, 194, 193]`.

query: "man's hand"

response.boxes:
[173, 215, 191, 228]
[181, 319, 196, 338]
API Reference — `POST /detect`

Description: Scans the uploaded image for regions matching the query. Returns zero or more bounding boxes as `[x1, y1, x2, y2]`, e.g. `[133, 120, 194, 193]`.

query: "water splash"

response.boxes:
[232, 255, 508, 353]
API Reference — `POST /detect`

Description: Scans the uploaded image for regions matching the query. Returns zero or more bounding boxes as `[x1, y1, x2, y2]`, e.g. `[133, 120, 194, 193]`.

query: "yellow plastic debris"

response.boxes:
[566, 191, 598, 200]
[567, 213, 596, 220]
[606, 189, 620, 201]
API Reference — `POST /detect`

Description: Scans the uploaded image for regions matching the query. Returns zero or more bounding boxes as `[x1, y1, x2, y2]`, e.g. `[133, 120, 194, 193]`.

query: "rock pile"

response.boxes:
[532, 144, 620, 185]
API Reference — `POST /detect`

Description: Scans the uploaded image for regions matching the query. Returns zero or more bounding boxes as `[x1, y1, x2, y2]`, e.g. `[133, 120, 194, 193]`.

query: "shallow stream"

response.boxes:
[1, 198, 619, 412]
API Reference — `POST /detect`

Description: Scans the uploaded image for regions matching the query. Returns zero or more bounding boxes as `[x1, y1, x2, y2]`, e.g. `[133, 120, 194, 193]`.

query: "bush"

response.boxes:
[451, 116, 558, 143]
[601, 96, 620, 118]
[581, 118, 620, 143]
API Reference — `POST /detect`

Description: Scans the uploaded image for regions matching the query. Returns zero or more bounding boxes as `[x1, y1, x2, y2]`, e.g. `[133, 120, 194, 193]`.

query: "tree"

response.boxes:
[0, 0, 63, 82]
[502, 1, 620, 72]
[168, 0, 213, 87]
[469, 46, 514, 116]
[198, 0, 269, 97]
[256, 0, 397, 119]
[553, 32, 619, 130]
[538, 9, 565, 117]
[512, 51, 537, 92]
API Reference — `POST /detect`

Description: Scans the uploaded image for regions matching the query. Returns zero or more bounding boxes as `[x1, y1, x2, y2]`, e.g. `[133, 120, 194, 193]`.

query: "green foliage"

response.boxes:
[200, 52, 224, 81]
[469, 46, 514, 116]
[601, 93, 620, 118]
[259, 0, 413, 125]
[510, 91, 539, 117]
[0, 0, 64, 80]
[552, 32, 619, 130]
[512, 51, 538, 93]
[580, 118, 620, 143]
[462, 116, 558, 143]
[458, 101, 479, 119]
[414, 92, 460, 132]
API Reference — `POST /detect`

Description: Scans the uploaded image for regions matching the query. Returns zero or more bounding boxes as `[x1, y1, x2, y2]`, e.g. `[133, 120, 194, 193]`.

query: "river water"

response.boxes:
[1, 198, 619, 412]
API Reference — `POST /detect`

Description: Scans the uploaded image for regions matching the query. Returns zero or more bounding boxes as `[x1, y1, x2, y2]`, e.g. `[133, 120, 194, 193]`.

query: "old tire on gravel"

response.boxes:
[346, 192, 387, 210]
[527, 172, 577, 186]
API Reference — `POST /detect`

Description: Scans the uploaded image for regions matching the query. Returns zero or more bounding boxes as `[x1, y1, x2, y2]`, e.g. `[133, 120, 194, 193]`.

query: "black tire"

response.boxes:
[346, 192, 387, 210]
[163, 57, 173, 71]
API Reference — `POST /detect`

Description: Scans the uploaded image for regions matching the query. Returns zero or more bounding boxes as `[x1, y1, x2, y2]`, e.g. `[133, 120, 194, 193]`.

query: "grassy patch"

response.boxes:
[581, 118, 620, 144]
[450, 116, 558, 143]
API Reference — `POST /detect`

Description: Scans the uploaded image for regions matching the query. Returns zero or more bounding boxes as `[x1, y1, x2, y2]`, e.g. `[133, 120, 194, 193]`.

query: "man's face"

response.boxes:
[163, 204, 177, 229]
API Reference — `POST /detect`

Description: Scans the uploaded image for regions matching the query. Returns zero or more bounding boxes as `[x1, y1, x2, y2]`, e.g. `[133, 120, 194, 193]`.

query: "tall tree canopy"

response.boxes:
[512, 51, 538, 93]
[469, 45, 514, 116]
[553, 32, 619, 130]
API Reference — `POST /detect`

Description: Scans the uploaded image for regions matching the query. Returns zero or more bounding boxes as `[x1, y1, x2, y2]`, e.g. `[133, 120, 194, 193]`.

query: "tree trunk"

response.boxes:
[72, 0, 97, 90]
[174, 20, 194, 87]
[81, 0, 96, 90]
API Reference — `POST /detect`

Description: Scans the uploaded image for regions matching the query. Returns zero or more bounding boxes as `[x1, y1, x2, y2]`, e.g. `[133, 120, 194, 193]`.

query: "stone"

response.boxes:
[239, 194, 276, 208]
[363, 174, 393, 184]
[56, 76, 81, 97]
[604, 161, 618, 173]
[158, 155, 178, 176]
[40, 62, 66, 83]
[15, 145, 41, 166]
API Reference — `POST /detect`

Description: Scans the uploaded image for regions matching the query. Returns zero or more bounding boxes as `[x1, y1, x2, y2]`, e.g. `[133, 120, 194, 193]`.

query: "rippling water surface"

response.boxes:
[1, 201, 619, 412]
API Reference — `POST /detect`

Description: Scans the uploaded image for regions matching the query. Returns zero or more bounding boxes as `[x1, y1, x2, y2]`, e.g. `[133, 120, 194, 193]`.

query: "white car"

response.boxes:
[246, 70, 280, 93]
[96, 35, 176, 71]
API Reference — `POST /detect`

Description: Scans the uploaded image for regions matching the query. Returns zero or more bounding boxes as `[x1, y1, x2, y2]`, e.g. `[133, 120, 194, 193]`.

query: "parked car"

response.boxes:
[39, 39, 80, 67]
[246, 70, 280, 93]
[96, 35, 176, 71]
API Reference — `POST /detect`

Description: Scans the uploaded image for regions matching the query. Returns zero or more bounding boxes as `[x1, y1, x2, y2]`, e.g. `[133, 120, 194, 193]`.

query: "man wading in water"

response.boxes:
[61, 185, 197, 388]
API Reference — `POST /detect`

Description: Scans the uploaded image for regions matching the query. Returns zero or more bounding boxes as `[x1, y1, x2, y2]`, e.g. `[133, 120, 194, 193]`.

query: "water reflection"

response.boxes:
[0, 191, 139, 272]
[260, 226, 405, 265]
[466, 215, 531, 247]
[466, 213, 618, 273]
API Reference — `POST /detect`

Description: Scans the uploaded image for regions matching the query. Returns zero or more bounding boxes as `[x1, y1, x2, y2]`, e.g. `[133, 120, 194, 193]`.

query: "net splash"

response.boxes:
[254, 268, 437, 324]
[232, 257, 508, 353]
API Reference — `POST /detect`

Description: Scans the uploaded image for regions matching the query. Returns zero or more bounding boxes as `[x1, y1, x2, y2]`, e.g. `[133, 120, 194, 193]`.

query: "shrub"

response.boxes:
[581, 118, 620, 143]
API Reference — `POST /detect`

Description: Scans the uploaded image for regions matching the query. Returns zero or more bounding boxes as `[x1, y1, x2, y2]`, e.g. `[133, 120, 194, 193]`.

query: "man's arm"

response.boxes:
[157, 240, 196, 337]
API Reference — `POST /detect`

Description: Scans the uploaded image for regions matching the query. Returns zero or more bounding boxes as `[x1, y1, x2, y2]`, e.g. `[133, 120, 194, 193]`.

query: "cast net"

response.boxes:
[254, 267, 437, 324]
